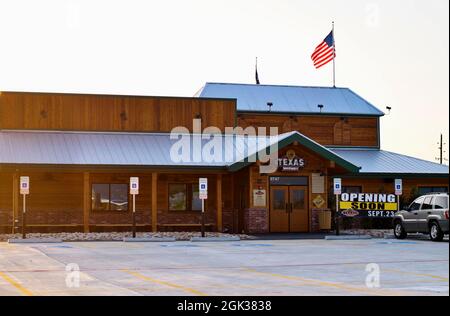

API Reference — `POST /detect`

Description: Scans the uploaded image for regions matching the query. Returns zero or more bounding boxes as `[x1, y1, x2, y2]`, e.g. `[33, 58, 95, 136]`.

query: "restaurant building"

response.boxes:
[0, 83, 448, 234]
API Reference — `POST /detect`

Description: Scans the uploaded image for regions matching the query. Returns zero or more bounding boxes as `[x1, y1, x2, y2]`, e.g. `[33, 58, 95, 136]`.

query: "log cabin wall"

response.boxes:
[0, 92, 236, 133]
[237, 113, 379, 147]
[232, 167, 250, 234]
[0, 173, 13, 233]
[0, 169, 232, 234]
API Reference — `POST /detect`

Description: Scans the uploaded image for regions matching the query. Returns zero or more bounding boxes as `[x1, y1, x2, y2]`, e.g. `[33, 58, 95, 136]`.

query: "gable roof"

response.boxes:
[228, 131, 360, 173]
[196, 82, 385, 116]
[330, 148, 449, 177]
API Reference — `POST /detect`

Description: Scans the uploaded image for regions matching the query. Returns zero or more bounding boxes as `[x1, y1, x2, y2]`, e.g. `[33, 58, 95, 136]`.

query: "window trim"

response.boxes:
[91, 183, 130, 212]
[168, 183, 205, 213]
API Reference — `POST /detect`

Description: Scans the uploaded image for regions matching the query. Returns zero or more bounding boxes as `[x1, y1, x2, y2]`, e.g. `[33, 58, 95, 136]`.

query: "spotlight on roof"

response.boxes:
[318, 104, 324, 113]
[267, 102, 273, 112]
[386, 106, 392, 115]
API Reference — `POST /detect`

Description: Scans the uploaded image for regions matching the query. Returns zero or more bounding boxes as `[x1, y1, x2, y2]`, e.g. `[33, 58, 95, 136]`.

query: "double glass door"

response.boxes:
[270, 186, 309, 233]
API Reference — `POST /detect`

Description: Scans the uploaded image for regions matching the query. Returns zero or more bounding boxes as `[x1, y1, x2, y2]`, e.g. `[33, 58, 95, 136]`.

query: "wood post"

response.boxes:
[12, 173, 19, 234]
[83, 172, 90, 233]
[152, 173, 158, 232]
[217, 174, 223, 232]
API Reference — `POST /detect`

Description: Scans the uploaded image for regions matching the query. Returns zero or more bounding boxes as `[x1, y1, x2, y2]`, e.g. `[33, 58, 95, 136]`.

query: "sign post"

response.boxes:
[130, 177, 139, 238]
[20, 177, 30, 239]
[333, 178, 342, 236]
[395, 179, 403, 212]
[199, 178, 208, 238]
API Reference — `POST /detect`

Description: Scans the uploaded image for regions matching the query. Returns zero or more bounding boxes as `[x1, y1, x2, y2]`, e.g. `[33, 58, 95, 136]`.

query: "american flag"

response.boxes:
[311, 31, 335, 69]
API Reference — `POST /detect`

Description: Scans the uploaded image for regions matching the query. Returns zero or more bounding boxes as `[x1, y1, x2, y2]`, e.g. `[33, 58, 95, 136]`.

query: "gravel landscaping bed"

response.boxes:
[0, 232, 254, 242]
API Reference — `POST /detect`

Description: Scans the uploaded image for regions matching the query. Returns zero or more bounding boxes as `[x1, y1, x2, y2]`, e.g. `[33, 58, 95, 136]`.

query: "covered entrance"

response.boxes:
[269, 177, 309, 233]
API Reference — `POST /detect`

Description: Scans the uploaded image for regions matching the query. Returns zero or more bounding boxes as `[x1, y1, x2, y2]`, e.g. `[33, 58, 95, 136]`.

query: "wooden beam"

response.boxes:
[12, 173, 19, 234]
[217, 174, 223, 232]
[152, 173, 158, 232]
[83, 172, 90, 233]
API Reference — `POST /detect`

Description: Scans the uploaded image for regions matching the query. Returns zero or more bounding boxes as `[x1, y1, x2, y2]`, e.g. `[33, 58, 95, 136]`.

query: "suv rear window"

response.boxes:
[409, 197, 425, 211]
[433, 196, 448, 209]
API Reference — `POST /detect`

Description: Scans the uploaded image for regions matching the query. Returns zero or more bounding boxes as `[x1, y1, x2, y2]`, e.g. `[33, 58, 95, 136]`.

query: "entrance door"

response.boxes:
[270, 186, 309, 233]
[270, 186, 289, 233]
[289, 186, 309, 232]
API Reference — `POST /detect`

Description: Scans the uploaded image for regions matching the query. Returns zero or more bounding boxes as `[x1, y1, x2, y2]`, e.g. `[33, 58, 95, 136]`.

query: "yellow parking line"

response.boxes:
[122, 269, 207, 296]
[384, 268, 449, 281]
[243, 268, 409, 296]
[0, 272, 33, 296]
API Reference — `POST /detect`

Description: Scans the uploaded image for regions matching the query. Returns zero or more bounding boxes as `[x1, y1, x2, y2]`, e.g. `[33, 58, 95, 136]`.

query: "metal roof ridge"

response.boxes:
[204, 82, 348, 90]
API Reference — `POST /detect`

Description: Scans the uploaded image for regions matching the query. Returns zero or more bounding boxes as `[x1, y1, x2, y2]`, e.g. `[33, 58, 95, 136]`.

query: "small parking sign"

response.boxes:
[333, 178, 342, 195]
[199, 178, 208, 200]
[20, 176, 30, 195]
[395, 179, 402, 196]
[130, 177, 139, 195]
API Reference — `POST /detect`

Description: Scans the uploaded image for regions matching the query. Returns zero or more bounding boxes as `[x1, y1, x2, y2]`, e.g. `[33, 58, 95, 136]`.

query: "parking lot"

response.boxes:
[0, 238, 448, 296]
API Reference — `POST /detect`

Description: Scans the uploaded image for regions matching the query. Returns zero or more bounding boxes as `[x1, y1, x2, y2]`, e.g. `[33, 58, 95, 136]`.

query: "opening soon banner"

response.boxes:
[339, 193, 398, 218]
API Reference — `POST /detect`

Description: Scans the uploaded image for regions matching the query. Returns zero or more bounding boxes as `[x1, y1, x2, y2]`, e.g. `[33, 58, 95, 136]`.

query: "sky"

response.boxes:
[0, 0, 448, 164]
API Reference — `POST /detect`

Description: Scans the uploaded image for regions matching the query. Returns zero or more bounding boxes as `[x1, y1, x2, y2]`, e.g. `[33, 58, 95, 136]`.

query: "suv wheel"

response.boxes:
[394, 221, 407, 239]
[430, 222, 444, 242]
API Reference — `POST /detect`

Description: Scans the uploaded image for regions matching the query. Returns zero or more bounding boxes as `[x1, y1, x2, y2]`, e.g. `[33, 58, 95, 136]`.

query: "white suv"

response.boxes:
[393, 193, 449, 242]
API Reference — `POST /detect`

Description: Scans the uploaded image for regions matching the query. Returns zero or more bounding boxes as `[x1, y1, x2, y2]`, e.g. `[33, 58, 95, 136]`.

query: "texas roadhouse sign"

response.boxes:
[278, 150, 305, 172]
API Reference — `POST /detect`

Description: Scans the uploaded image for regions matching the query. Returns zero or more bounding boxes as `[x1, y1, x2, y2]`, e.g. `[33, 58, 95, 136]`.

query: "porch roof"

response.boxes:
[0, 130, 358, 172]
[1, 130, 446, 177]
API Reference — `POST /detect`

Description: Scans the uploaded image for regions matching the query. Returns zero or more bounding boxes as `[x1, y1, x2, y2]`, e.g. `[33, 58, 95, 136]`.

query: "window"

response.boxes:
[342, 186, 362, 194]
[433, 196, 448, 210]
[409, 196, 425, 211]
[92, 184, 128, 211]
[169, 184, 203, 211]
[418, 187, 448, 195]
[421, 196, 433, 210]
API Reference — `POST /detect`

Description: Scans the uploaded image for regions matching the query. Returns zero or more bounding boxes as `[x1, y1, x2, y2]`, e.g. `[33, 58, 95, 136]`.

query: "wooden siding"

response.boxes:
[0, 166, 447, 233]
[0, 92, 236, 133]
[237, 114, 379, 147]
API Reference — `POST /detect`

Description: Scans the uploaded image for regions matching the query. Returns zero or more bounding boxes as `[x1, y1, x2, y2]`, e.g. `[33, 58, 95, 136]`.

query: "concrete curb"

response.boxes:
[8, 238, 63, 244]
[123, 237, 176, 242]
[325, 235, 372, 241]
[190, 237, 241, 242]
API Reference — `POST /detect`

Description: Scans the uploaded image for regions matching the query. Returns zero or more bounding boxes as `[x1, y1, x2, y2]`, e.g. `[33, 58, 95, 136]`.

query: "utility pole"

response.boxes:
[436, 134, 448, 165]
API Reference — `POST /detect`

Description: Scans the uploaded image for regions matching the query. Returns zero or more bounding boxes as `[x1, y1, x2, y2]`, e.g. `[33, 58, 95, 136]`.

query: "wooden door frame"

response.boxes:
[288, 185, 309, 233]
[269, 186, 290, 233]
[269, 181, 311, 233]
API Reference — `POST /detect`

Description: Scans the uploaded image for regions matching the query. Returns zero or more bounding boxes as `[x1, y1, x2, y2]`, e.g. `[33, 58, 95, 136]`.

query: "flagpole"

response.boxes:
[332, 21, 336, 88]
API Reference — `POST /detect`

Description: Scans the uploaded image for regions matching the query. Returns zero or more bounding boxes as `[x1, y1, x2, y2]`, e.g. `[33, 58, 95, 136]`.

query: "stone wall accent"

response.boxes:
[245, 208, 269, 233]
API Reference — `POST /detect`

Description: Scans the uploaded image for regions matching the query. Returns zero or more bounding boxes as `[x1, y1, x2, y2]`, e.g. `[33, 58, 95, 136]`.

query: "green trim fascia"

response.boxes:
[228, 133, 361, 173]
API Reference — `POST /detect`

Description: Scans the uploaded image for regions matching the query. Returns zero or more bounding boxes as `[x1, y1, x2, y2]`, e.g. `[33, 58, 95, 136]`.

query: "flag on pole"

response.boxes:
[311, 31, 335, 69]
[255, 57, 260, 85]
